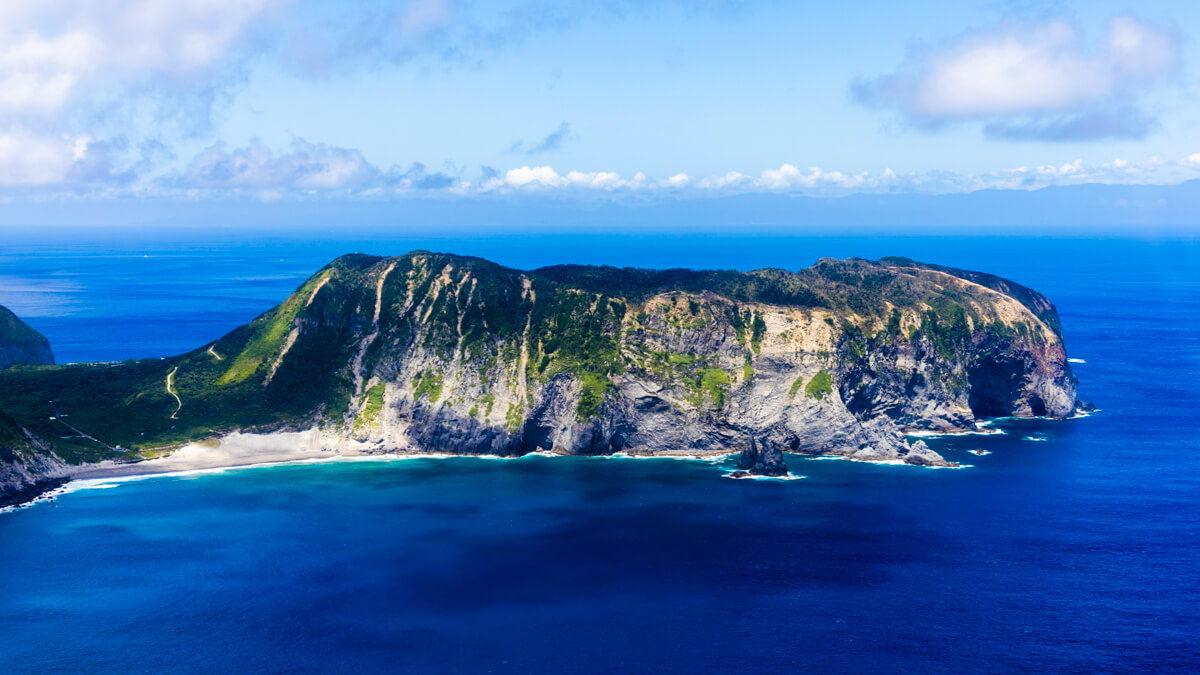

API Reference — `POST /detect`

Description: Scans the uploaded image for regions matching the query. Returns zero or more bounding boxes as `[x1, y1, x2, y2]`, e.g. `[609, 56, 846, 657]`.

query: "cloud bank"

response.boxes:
[854, 14, 1180, 141]
[51, 142, 1194, 200]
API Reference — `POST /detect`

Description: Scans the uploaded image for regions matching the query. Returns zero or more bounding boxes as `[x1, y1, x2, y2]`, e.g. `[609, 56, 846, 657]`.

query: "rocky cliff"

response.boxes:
[0, 305, 54, 370]
[0, 410, 70, 507]
[0, 251, 1079, 495]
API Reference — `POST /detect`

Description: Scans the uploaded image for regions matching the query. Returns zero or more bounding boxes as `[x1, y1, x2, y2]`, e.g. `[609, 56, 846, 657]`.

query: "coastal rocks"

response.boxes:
[0, 305, 54, 370]
[730, 437, 788, 478]
[902, 440, 954, 467]
[966, 341, 1076, 418]
[0, 412, 71, 508]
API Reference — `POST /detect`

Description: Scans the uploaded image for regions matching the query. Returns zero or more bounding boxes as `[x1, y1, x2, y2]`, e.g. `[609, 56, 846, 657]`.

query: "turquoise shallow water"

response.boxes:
[0, 234, 1198, 672]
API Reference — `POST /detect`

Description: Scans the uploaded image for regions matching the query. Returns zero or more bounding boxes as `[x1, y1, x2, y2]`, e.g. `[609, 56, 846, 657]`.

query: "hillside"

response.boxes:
[0, 305, 54, 370]
[0, 251, 1078, 500]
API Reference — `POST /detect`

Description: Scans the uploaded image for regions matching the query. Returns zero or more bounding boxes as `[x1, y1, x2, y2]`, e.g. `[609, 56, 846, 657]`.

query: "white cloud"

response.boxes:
[911, 21, 1107, 118]
[695, 171, 751, 190]
[0, 1, 288, 118]
[0, 1, 291, 195]
[0, 132, 1182, 200]
[489, 166, 652, 192]
[1107, 15, 1177, 78]
[502, 165, 568, 189]
[856, 14, 1178, 140]
[664, 173, 691, 188]
[0, 132, 92, 185]
[1036, 159, 1083, 176]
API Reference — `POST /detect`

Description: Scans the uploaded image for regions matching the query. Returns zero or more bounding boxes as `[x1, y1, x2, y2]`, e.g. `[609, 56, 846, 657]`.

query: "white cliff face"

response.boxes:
[326, 258, 1075, 468]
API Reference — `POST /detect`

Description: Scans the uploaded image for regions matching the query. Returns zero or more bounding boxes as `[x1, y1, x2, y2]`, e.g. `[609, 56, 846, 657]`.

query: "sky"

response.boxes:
[2, 0, 1200, 216]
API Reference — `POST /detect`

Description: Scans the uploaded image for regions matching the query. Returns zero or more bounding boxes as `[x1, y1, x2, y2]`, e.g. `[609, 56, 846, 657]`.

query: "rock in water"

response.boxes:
[903, 440, 954, 467]
[735, 437, 789, 477]
[0, 305, 54, 369]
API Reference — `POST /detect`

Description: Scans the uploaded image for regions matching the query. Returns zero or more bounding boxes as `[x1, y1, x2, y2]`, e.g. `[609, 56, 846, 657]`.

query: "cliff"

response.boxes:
[0, 251, 1079, 495]
[0, 305, 54, 370]
[0, 410, 70, 507]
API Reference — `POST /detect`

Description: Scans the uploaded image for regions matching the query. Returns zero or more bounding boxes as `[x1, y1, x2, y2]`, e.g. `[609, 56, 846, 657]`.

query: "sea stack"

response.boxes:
[732, 437, 789, 477]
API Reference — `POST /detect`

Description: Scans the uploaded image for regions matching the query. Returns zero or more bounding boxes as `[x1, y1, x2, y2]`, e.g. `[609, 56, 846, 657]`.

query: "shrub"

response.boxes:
[789, 375, 805, 398]
[805, 370, 833, 400]
[412, 370, 443, 403]
[696, 368, 731, 408]
[576, 371, 614, 421]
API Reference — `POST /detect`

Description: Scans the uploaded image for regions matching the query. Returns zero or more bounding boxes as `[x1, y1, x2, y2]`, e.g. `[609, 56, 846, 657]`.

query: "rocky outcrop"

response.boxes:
[0, 305, 54, 370]
[731, 437, 788, 477]
[902, 440, 954, 467]
[0, 411, 70, 507]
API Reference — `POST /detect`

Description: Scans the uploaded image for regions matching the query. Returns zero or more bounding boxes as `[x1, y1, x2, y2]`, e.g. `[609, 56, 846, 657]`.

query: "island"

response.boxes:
[0, 252, 1080, 506]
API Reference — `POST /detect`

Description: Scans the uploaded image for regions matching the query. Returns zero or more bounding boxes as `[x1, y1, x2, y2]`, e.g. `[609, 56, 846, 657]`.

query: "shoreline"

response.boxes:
[73, 429, 356, 480]
[4, 410, 1096, 512]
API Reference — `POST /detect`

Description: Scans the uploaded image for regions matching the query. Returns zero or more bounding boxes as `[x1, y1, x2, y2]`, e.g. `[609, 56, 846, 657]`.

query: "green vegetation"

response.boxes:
[840, 321, 869, 365]
[885, 308, 903, 337]
[219, 271, 329, 385]
[353, 382, 386, 430]
[805, 370, 834, 400]
[742, 356, 754, 383]
[730, 307, 747, 344]
[668, 353, 695, 366]
[412, 370, 444, 403]
[576, 371, 614, 421]
[878, 256, 1062, 336]
[789, 375, 805, 398]
[504, 402, 523, 432]
[361, 383, 385, 418]
[692, 368, 731, 408]
[921, 297, 971, 360]
[750, 311, 767, 353]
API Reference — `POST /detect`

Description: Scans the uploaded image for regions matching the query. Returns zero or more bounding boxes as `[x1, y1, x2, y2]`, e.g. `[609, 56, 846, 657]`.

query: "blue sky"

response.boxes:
[3, 0, 1200, 208]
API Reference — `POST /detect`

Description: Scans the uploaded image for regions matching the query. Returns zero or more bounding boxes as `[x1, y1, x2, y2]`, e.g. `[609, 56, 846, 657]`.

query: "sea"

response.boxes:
[0, 230, 1197, 673]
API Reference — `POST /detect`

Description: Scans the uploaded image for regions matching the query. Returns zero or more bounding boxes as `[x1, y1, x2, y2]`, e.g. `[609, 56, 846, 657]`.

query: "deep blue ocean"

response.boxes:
[1, 231, 1198, 673]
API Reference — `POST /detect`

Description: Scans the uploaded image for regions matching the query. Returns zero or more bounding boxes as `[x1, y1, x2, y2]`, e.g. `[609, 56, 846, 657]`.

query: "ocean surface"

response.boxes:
[1, 231, 1198, 673]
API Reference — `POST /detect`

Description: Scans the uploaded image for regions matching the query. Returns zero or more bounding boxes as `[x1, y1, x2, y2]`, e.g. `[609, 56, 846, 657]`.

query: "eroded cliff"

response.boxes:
[0, 252, 1079, 487]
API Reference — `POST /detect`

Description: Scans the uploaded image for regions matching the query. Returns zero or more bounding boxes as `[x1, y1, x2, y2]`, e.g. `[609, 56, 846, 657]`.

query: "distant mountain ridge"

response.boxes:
[2, 179, 1198, 231]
